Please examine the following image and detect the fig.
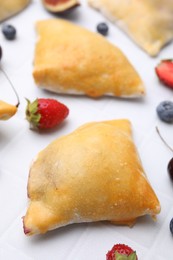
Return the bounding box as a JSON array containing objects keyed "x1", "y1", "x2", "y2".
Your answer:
[{"x1": 41, "y1": 0, "x2": 80, "y2": 13}]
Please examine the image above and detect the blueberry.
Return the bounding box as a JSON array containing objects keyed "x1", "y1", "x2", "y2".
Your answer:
[
  {"x1": 156, "y1": 101, "x2": 173, "y2": 123},
  {"x1": 2, "y1": 24, "x2": 16, "y2": 40},
  {"x1": 97, "y1": 22, "x2": 109, "y2": 36},
  {"x1": 170, "y1": 218, "x2": 173, "y2": 235}
]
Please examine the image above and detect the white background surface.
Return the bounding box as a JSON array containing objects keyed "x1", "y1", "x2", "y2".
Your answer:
[{"x1": 0, "y1": 0, "x2": 173, "y2": 259}]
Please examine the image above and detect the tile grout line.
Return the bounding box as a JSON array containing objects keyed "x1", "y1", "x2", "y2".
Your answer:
[
  {"x1": 144, "y1": 205, "x2": 173, "y2": 259},
  {"x1": 0, "y1": 125, "x2": 28, "y2": 157}
]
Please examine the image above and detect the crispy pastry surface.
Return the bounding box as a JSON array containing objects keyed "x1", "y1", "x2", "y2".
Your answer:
[
  {"x1": 0, "y1": 0, "x2": 30, "y2": 22},
  {"x1": 0, "y1": 100, "x2": 17, "y2": 120},
  {"x1": 23, "y1": 120, "x2": 160, "y2": 235},
  {"x1": 33, "y1": 19, "x2": 145, "y2": 98},
  {"x1": 88, "y1": 0, "x2": 173, "y2": 56}
]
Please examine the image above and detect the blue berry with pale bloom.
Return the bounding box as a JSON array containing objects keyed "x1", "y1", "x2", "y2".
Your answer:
[
  {"x1": 156, "y1": 101, "x2": 173, "y2": 123},
  {"x1": 2, "y1": 24, "x2": 16, "y2": 40}
]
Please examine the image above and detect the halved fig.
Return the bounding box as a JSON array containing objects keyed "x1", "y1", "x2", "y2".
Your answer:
[{"x1": 42, "y1": 0, "x2": 80, "y2": 13}]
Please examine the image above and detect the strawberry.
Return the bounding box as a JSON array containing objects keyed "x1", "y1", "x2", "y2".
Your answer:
[
  {"x1": 26, "y1": 98, "x2": 69, "y2": 129},
  {"x1": 155, "y1": 59, "x2": 173, "y2": 88},
  {"x1": 106, "y1": 244, "x2": 138, "y2": 260}
]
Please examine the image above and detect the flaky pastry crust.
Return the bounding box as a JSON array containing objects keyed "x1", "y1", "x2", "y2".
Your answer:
[
  {"x1": 23, "y1": 120, "x2": 160, "y2": 235},
  {"x1": 33, "y1": 19, "x2": 145, "y2": 98},
  {"x1": 0, "y1": 0, "x2": 30, "y2": 22},
  {"x1": 88, "y1": 0, "x2": 173, "y2": 56}
]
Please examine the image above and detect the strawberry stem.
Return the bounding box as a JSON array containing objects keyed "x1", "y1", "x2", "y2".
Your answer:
[
  {"x1": 156, "y1": 126, "x2": 173, "y2": 153},
  {"x1": 0, "y1": 67, "x2": 20, "y2": 107}
]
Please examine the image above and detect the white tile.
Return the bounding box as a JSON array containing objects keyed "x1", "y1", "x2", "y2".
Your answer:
[
  {"x1": 147, "y1": 207, "x2": 173, "y2": 260},
  {"x1": 0, "y1": 117, "x2": 25, "y2": 151},
  {"x1": 67, "y1": 223, "x2": 147, "y2": 260},
  {"x1": 1, "y1": 215, "x2": 88, "y2": 260},
  {"x1": 139, "y1": 126, "x2": 173, "y2": 197},
  {"x1": 0, "y1": 169, "x2": 26, "y2": 234},
  {"x1": 0, "y1": 243, "x2": 32, "y2": 260}
]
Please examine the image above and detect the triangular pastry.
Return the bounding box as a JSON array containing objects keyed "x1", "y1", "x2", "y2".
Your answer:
[
  {"x1": 0, "y1": 100, "x2": 17, "y2": 120},
  {"x1": 33, "y1": 19, "x2": 145, "y2": 98},
  {"x1": 88, "y1": 0, "x2": 173, "y2": 56},
  {"x1": 0, "y1": 0, "x2": 30, "y2": 22},
  {"x1": 23, "y1": 119, "x2": 160, "y2": 235}
]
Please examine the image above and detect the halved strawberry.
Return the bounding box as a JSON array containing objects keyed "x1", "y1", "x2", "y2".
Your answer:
[
  {"x1": 155, "y1": 59, "x2": 173, "y2": 89},
  {"x1": 106, "y1": 243, "x2": 138, "y2": 260}
]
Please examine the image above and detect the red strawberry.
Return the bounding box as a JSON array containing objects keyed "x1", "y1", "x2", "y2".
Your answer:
[
  {"x1": 155, "y1": 59, "x2": 173, "y2": 88},
  {"x1": 106, "y1": 244, "x2": 138, "y2": 260},
  {"x1": 26, "y1": 98, "x2": 69, "y2": 129}
]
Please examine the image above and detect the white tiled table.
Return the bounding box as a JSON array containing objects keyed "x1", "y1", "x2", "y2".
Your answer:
[{"x1": 0, "y1": 0, "x2": 173, "y2": 259}]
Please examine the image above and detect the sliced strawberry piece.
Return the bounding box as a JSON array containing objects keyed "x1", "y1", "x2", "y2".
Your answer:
[{"x1": 155, "y1": 59, "x2": 173, "y2": 89}]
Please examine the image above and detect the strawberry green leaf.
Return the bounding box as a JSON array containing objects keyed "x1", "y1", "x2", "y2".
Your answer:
[
  {"x1": 115, "y1": 252, "x2": 137, "y2": 260},
  {"x1": 29, "y1": 113, "x2": 41, "y2": 124},
  {"x1": 25, "y1": 98, "x2": 41, "y2": 128},
  {"x1": 115, "y1": 252, "x2": 128, "y2": 260},
  {"x1": 128, "y1": 252, "x2": 137, "y2": 260},
  {"x1": 28, "y1": 99, "x2": 38, "y2": 114}
]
